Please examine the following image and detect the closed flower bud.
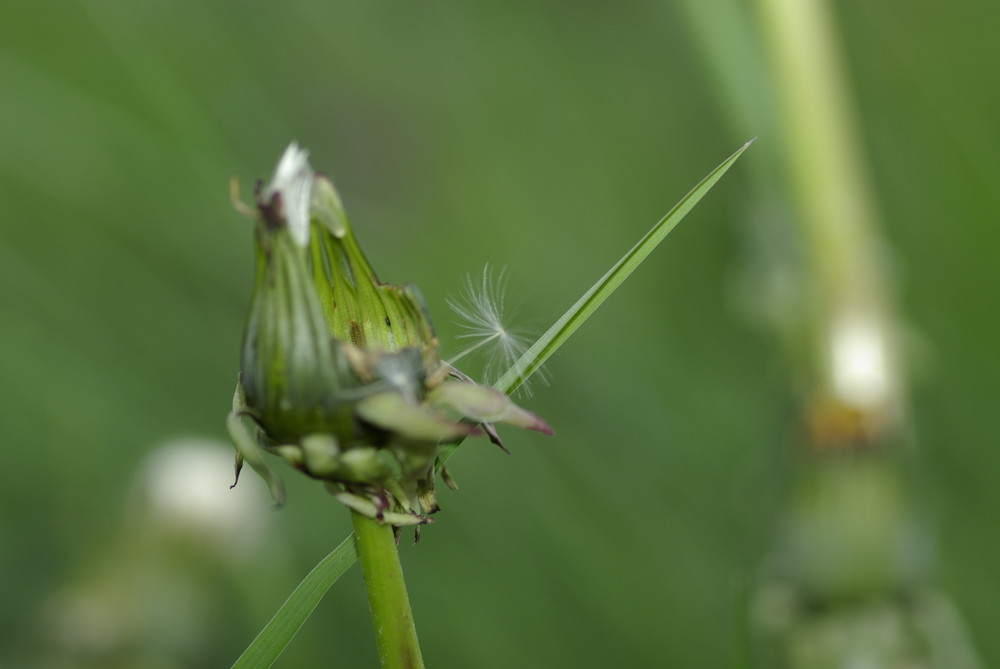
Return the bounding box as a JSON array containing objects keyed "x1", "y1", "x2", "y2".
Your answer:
[{"x1": 228, "y1": 144, "x2": 551, "y2": 525}]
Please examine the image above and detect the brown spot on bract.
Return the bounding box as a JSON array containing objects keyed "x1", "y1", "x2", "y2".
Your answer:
[{"x1": 350, "y1": 321, "x2": 364, "y2": 346}]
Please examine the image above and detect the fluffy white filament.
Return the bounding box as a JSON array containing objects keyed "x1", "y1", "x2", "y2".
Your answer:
[
  {"x1": 265, "y1": 142, "x2": 315, "y2": 247},
  {"x1": 447, "y1": 265, "x2": 544, "y2": 395}
]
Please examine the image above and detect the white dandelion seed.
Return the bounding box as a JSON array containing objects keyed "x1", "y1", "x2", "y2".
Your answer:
[
  {"x1": 264, "y1": 142, "x2": 315, "y2": 247},
  {"x1": 446, "y1": 265, "x2": 548, "y2": 396}
]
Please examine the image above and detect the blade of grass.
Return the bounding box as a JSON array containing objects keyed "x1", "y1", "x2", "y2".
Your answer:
[
  {"x1": 494, "y1": 138, "x2": 755, "y2": 397},
  {"x1": 437, "y1": 139, "x2": 753, "y2": 465},
  {"x1": 233, "y1": 139, "x2": 752, "y2": 667},
  {"x1": 231, "y1": 535, "x2": 359, "y2": 668}
]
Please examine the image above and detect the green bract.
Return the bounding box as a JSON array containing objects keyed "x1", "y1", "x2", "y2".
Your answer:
[{"x1": 227, "y1": 144, "x2": 551, "y2": 526}]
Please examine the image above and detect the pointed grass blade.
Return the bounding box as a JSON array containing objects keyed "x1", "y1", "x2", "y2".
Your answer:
[{"x1": 495, "y1": 138, "x2": 754, "y2": 396}]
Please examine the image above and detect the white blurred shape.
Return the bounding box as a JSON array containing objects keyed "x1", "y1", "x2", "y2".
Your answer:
[
  {"x1": 264, "y1": 142, "x2": 315, "y2": 247},
  {"x1": 829, "y1": 314, "x2": 891, "y2": 410},
  {"x1": 137, "y1": 437, "x2": 271, "y2": 558}
]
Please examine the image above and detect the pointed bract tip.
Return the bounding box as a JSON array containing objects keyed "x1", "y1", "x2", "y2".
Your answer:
[
  {"x1": 525, "y1": 412, "x2": 554, "y2": 436},
  {"x1": 482, "y1": 422, "x2": 511, "y2": 454}
]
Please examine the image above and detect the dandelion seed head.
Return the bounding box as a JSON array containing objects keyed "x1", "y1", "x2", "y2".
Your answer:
[{"x1": 446, "y1": 265, "x2": 548, "y2": 396}]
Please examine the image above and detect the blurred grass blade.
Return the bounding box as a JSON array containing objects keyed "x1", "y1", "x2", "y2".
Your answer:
[
  {"x1": 231, "y1": 535, "x2": 359, "y2": 669},
  {"x1": 495, "y1": 138, "x2": 754, "y2": 396},
  {"x1": 234, "y1": 140, "x2": 751, "y2": 667}
]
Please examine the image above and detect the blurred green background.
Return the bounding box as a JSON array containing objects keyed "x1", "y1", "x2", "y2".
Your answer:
[{"x1": 2, "y1": 1, "x2": 997, "y2": 667}]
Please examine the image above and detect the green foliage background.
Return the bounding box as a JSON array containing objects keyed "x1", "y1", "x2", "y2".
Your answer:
[{"x1": 1, "y1": 1, "x2": 996, "y2": 666}]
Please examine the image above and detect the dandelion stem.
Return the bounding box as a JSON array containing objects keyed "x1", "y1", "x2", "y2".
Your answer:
[{"x1": 351, "y1": 512, "x2": 425, "y2": 669}]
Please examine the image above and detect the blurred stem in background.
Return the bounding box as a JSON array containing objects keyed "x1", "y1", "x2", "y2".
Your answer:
[
  {"x1": 756, "y1": 0, "x2": 902, "y2": 427},
  {"x1": 682, "y1": 0, "x2": 983, "y2": 666},
  {"x1": 750, "y1": 0, "x2": 982, "y2": 665}
]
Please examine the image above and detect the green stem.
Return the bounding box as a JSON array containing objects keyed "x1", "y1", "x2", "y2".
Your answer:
[
  {"x1": 755, "y1": 0, "x2": 902, "y2": 420},
  {"x1": 351, "y1": 512, "x2": 425, "y2": 669}
]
